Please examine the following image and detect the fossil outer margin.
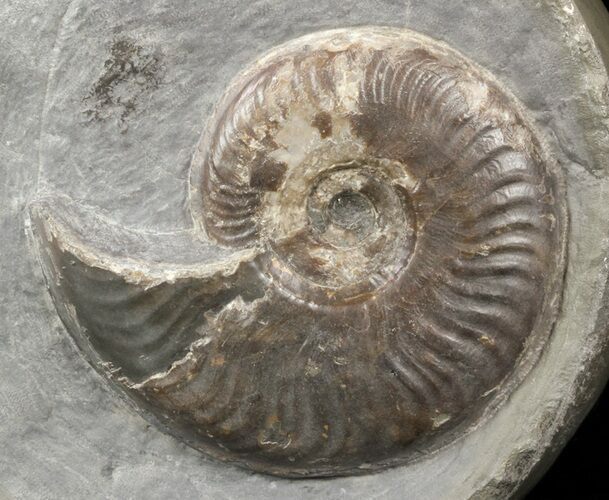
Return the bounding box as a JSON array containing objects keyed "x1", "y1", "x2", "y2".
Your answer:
[{"x1": 32, "y1": 27, "x2": 567, "y2": 477}]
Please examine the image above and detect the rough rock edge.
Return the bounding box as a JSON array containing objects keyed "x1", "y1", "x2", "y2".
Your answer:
[
  {"x1": 28, "y1": 195, "x2": 261, "y2": 288},
  {"x1": 470, "y1": 1, "x2": 609, "y2": 498}
]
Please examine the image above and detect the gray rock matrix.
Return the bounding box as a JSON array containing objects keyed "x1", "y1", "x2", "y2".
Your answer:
[{"x1": 1, "y1": 1, "x2": 608, "y2": 498}]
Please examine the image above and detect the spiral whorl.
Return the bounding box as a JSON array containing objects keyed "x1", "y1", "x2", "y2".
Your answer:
[{"x1": 178, "y1": 28, "x2": 566, "y2": 475}]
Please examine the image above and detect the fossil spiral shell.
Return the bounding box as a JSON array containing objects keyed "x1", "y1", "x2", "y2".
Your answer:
[
  {"x1": 186, "y1": 27, "x2": 565, "y2": 473},
  {"x1": 33, "y1": 27, "x2": 566, "y2": 477}
]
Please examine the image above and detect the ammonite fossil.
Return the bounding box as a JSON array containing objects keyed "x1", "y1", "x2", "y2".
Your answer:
[{"x1": 31, "y1": 27, "x2": 566, "y2": 477}]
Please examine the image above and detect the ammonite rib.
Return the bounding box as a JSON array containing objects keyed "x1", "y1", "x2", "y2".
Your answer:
[{"x1": 32, "y1": 27, "x2": 566, "y2": 477}]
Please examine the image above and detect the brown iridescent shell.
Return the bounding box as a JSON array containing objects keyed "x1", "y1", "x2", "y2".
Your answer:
[{"x1": 31, "y1": 27, "x2": 566, "y2": 477}]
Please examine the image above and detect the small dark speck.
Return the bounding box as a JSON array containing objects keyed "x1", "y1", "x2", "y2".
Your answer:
[
  {"x1": 312, "y1": 111, "x2": 333, "y2": 139},
  {"x1": 101, "y1": 461, "x2": 115, "y2": 478}
]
